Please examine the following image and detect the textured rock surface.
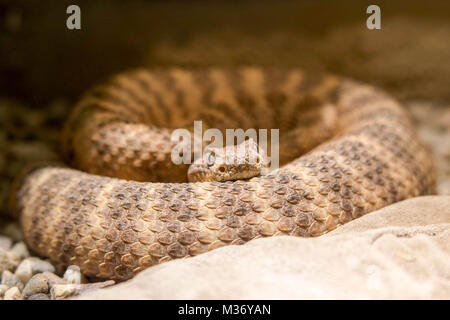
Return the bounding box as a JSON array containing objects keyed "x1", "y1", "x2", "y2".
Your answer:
[
  {"x1": 3, "y1": 286, "x2": 22, "y2": 300},
  {"x1": 22, "y1": 273, "x2": 49, "y2": 299},
  {"x1": 78, "y1": 196, "x2": 450, "y2": 299},
  {"x1": 0, "y1": 236, "x2": 12, "y2": 250}
]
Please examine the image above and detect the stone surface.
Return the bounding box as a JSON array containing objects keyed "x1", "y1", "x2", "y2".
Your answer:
[
  {"x1": 0, "y1": 236, "x2": 12, "y2": 250},
  {"x1": 42, "y1": 272, "x2": 66, "y2": 288},
  {"x1": 75, "y1": 280, "x2": 115, "y2": 296},
  {"x1": 10, "y1": 242, "x2": 29, "y2": 260},
  {"x1": 3, "y1": 286, "x2": 22, "y2": 300},
  {"x1": 0, "y1": 249, "x2": 16, "y2": 274},
  {"x1": 0, "y1": 284, "x2": 8, "y2": 297},
  {"x1": 78, "y1": 196, "x2": 450, "y2": 300},
  {"x1": 50, "y1": 284, "x2": 77, "y2": 300},
  {"x1": 15, "y1": 259, "x2": 33, "y2": 284},
  {"x1": 5, "y1": 251, "x2": 20, "y2": 269},
  {"x1": 63, "y1": 265, "x2": 84, "y2": 285},
  {"x1": 27, "y1": 257, "x2": 55, "y2": 274},
  {"x1": 27, "y1": 293, "x2": 50, "y2": 300},
  {"x1": 22, "y1": 273, "x2": 49, "y2": 299},
  {"x1": 1, "y1": 270, "x2": 23, "y2": 291},
  {"x1": 50, "y1": 280, "x2": 115, "y2": 300}
]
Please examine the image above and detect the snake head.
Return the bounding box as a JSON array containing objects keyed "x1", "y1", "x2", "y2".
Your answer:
[{"x1": 187, "y1": 139, "x2": 269, "y2": 182}]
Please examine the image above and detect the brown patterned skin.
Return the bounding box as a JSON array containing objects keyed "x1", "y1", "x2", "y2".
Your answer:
[{"x1": 13, "y1": 68, "x2": 435, "y2": 281}]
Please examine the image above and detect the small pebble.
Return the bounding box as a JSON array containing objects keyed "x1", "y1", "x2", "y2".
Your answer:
[
  {"x1": 22, "y1": 273, "x2": 49, "y2": 299},
  {"x1": 0, "y1": 249, "x2": 17, "y2": 273},
  {"x1": 10, "y1": 241, "x2": 29, "y2": 260},
  {"x1": 0, "y1": 284, "x2": 8, "y2": 297},
  {"x1": 3, "y1": 286, "x2": 22, "y2": 300},
  {"x1": 27, "y1": 257, "x2": 55, "y2": 274},
  {"x1": 6, "y1": 250, "x2": 21, "y2": 268},
  {"x1": 63, "y1": 265, "x2": 85, "y2": 284},
  {"x1": 27, "y1": 293, "x2": 50, "y2": 300},
  {"x1": 50, "y1": 284, "x2": 77, "y2": 300},
  {"x1": 0, "y1": 236, "x2": 12, "y2": 250},
  {"x1": 2, "y1": 270, "x2": 24, "y2": 290},
  {"x1": 49, "y1": 280, "x2": 114, "y2": 299},
  {"x1": 42, "y1": 271, "x2": 66, "y2": 288},
  {"x1": 15, "y1": 259, "x2": 33, "y2": 284}
]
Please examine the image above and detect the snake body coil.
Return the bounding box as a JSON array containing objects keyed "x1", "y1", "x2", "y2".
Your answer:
[{"x1": 14, "y1": 68, "x2": 435, "y2": 281}]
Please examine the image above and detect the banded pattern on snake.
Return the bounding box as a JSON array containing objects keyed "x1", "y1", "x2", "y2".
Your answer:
[{"x1": 13, "y1": 68, "x2": 435, "y2": 281}]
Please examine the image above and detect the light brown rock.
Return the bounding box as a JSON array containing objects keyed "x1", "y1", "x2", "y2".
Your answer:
[
  {"x1": 27, "y1": 293, "x2": 50, "y2": 300},
  {"x1": 78, "y1": 196, "x2": 450, "y2": 300},
  {"x1": 0, "y1": 249, "x2": 17, "y2": 274},
  {"x1": 0, "y1": 284, "x2": 8, "y2": 297},
  {"x1": 15, "y1": 259, "x2": 33, "y2": 284},
  {"x1": 3, "y1": 286, "x2": 22, "y2": 300},
  {"x1": 27, "y1": 257, "x2": 55, "y2": 274},
  {"x1": 50, "y1": 284, "x2": 77, "y2": 300},
  {"x1": 10, "y1": 242, "x2": 29, "y2": 260},
  {"x1": 22, "y1": 273, "x2": 49, "y2": 299},
  {"x1": 0, "y1": 236, "x2": 12, "y2": 251},
  {"x1": 63, "y1": 265, "x2": 86, "y2": 284},
  {"x1": 42, "y1": 271, "x2": 66, "y2": 288},
  {"x1": 75, "y1": 280, "x2": 115, "y2": 296},
  {"x1": 1, "y1": 270, "x2": 24, "y2": 291},
  {"x1": 52, "y1": 281, "x2": 115, "y2": 299}
]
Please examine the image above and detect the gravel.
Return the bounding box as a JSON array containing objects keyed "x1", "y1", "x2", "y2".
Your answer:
[
  {"x1": 1, "y1": 270, "x2": 23, "y2": 291},
  {"x1": 22, "y1": 273, "x2": 49, "y2": 299},
  {"x1": 15, "y1": 259, "x2": 33, "y2": 284},
  {"x1": 0, "y1": 223, "x2": 116, "y2": 300},
  {"x1": 27, "y1": 293, "x2": 50, "y2": 300},
  {"x1": 0, "y1": 236, "x2": 12, "y2": 250},
  {"x1": 27, "y1": 257, "x2": 55, "y2": 274},
  {"x1": 63, "y1": 265, "x2": 85, "y2": 285},
  {"x1": 3, "y1": 286, "x2": 22, "y2": 300},
  {"x1": 10, "y1": 242, "x2": 30, "y2": 260},
  {"x1": 0, "y1": 284, "x2": 9, "y2": 297}
]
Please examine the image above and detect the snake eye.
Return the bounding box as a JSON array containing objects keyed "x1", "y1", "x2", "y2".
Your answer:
[{"x1": 206, "y1": 151, "x2": 215, "y2": 166}]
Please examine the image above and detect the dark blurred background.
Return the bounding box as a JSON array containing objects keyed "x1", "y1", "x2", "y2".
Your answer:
[
  {"x1": 0, "y1": 0, "x2": 449, "y2": 218},
  {"x1": 2, "y1": 0, "x2": 450, "y2": 104}
]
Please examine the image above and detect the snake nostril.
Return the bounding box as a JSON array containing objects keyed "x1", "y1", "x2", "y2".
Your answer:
[{"x1": 218, "y1": 166, "x2": 225, "y2": 173}]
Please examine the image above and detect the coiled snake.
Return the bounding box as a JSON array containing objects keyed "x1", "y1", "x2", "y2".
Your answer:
[{"x1": 13, "y1": 68, "x2": 435, "y2": 281}]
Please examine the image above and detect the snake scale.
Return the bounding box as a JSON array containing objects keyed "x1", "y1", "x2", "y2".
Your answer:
[{"x1": 12, "y1": 67, "x2": 435, "y2": 281}]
